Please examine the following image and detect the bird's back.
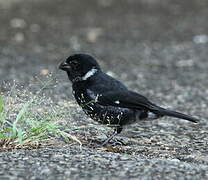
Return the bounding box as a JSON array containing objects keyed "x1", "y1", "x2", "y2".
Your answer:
[{"x1": 87, "y1": 71, "x2": 128, "y2": 94}]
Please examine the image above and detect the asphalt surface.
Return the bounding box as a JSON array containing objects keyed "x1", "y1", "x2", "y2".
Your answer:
[{"x1": 0, "y1": 0, "x2": 208, "y2": 179}]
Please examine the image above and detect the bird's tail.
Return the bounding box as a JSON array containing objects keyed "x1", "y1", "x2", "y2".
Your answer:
[{"x1": 151, "y1": 105, "x2": 199, "y2": 123}]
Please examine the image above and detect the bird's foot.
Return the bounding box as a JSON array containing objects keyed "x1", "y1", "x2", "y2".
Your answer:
[
  {"x1": 110, "y1": 139, "x2": 125, "y2": 146},
  {"x1": 86, "y1": 138, "x2": 125, "y2": 147},
  {"x1": 101, "y1": 138, "x2": 125, "y2": 146}
]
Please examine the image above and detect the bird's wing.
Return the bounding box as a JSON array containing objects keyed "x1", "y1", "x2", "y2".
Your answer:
[{"x1": 96, "y1": 90, "x2": 158, "y2": 111}]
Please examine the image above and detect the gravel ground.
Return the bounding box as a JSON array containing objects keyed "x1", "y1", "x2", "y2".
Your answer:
[{"x1": 0, "y1": 0, "x2": 208, "y2": 179}]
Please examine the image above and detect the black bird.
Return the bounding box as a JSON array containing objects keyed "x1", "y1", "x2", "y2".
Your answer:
[{"x1": 59, "y1": 53, "x2": 199, "y2": 145}]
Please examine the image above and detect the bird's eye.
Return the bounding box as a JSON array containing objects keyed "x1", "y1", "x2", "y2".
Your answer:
[
  {"x1": 71, "y1": 61, "x2": 78, "y2": 66},
  {"x1": 70, "y1": 61, "x2": 80, "y2": 69}
]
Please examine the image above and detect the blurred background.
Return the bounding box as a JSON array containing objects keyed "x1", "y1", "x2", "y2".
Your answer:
[
  {"x1": 0, "y1": 0, "x2": 208, "y2": 174},
  {"x1": 0, "y1": 0, "x2": 208, "y2": 104},
  {"x1": 1, "y1": 1, "x2": 208, "y2": 178}
]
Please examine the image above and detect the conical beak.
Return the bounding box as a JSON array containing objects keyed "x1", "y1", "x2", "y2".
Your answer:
[{"x1": 59, "y1": 61, "x2": 71, "y2": 71}]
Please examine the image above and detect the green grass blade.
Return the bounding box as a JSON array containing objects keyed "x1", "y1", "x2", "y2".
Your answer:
[
  {"x1": 0, "y1": 96, "x2": 4, "y2": 113},
  {"x1": 17, "y1": 128, "x2": 26, "y2": 144},
  {"x1": 15, "y1": 101, "x2": 31, "y2": 122},
  {"x1": 12, "y1": 101, "x2": 31, "y2": 137}
]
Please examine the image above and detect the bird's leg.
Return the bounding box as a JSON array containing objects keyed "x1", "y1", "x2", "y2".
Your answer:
[
  {"x1": 86, "y1": 127, "x2": 123, "y2": 147},
  {"x1": 101, "y1": 131, "x2": 117, "y2": 146},
  {"x1": 102, "y1": 127, "x2": 123, "y2": 146}
]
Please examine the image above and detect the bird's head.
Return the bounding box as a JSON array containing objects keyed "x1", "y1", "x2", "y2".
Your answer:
[{"x1": 59, "y1": 53, "x2": 101, "y2": 83}]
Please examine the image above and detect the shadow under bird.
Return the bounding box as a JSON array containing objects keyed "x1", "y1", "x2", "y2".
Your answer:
[{"x1": 59, "y1": 54, "x2": 199, "y2": 145}]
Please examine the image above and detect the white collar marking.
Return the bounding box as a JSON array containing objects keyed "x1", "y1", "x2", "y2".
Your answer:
[{"x1": 82, "y1": 68, "x2": 98, "y2": 80}]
